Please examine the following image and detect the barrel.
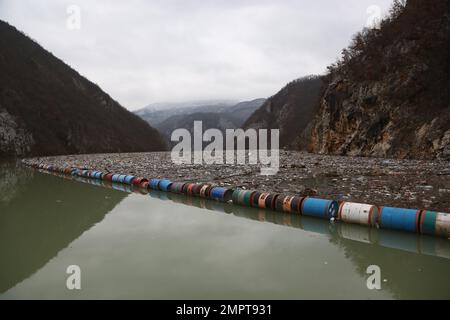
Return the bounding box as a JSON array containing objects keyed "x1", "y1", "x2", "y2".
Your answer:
[
  {"x1": 158, "y1": 179, "x2": 173, "y2": 192},
  {"x1": 282, "y1": 196, "x2": 294, "y2": 213},
  {"x1": 111, "y1": 174, "x2": 120, "y2": 183},
  {"x1": 258, "y1": 193, "x2": 270, "y2": 209},
  {"x1": 338, "y1": 202, "x2": 379, "y2": 226},
  {"x1": 378, "y1": 207, "x2": 420, "y2": 233},
  {"x1": 191, "y1": 184, "x2": 205, "y2": 196},
  {"x1": 242, "y1": 191, "x2": 255, "y2": 207},
  {"x1": 123, "y1": 175, "x2": 136, "y2": 185},
  {"x1": 232, "y1": 189, "x2": 242, "y2": 204},
  {"x1": 140, "y1": 181, "x2": 149, "y2": 189},
  {"x1": 95, "y1": 172, "x2": 104, "y2": 179},
  {"x1": 149, "y1": 178, "x2": 161, "y2": 190},
  {"x1": 117, "y1": 174, "x2": 127, "y2": 183},
  {"x1": 103, "y1": 173, "x2": 114, "y2": 182},
  {"x1": 132, "y1": 177, "x2": 148, "y2": 187},
  {"x1": 209, "y1": 187, "x2": 233, "y2": 202},
  {"x1": 265, "y1": 193, "x2": 280, "y2": 210},
  {"x1": 185, "y1": 183, "x2": 196, "y2": 195},
  {"x1": 290, "y1": 196, "x2": 304, "y2": 214},
  {"x1": 275, "y1": 196, "x2": 287, "y2": 212},
  {"x1": 250, "y1": 191, "x2": 261, "y2": 207},
  {"x1": 199, "y1": 184, "x2": 212, "y2": 198},
  {"x1": 301, "y1": 198, "x2": 339, "y2": 219},
  {"x1": 420, "y1": 211, "x2": 450, "y2": 238},
  {"x1": 170, "y1": 182, "x2": 186, "y2": 194}
]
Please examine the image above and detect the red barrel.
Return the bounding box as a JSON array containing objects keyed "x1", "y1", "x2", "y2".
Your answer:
[{"x1": 132, "y1": 177, "x2": 148, "y2": 186}]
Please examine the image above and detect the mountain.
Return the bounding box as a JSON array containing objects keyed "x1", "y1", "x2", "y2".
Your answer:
[
  {"x1": 310, "y1": 0, "x2": 450, "y2": 159},
  {"x1": 243, "y1": 76, "x2": 323, "y2": 149},
  {"x1": 134, "y1": 100, "x2": 238, "y2": 127},
  {"x1": 0, "y1": 20, "x2": 166, "y2": 158},
  {"x1": 136, "y1": 99, "x2": 265, "y2": 146}
]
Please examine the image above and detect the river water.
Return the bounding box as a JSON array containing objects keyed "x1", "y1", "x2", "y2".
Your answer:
[{"x1": 1, "y1": 162, "x2": 449, "y2": 299}]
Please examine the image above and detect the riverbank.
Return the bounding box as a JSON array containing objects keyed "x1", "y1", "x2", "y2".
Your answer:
[{"x1": 22, "y1": 151, "x2": 450, "y2": 212}]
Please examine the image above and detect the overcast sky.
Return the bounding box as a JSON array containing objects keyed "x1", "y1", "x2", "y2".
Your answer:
[{"x1": 0, "y1": 0, "x2": 393, "y2": 110}]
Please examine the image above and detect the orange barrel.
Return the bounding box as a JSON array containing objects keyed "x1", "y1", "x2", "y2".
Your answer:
[
  {"x1": 209, "y1": 187, "x2": 233, "y2": 202},
  {"x1": 250, "y1": 191, "x2": 262, "y2": 207},
  {"x1": 149, "y1": 178, "x2": 161, "y2": 190},
  {"x1": 338, "y1": 202, "x2": 379, "y2": 226},
  {"x1": 185, "y1": 183, "x2": 196, "y2": 196},
  {"x1": 199, "y1": 184, "x2": 212, "y2": 197},
  {"x1": 265, "y1": 193, "x2": 280, "y2": 210},
  {"x1": 282, "y1": 196, "x2": 294, "y2": 213},
  {"x1": 132, "y1": 177, "x2": 148, "y2": 186},
  {"x1": 170, "y1": 182, "x2": 186, "y2": 194},
  {"x1": 258, "y1": 193, "x2": 270, "y2": 208},
  {"x1": 290, "y1": 196, "x2": 305, "y2": 214},
  {"x1": 301, "y1": 197, "x2": 339, "y2": 219},
  {"x1": 158, "y1": 179, "x2": 173, "y2": 192},
  {"x1": 378, "y1": 207, "x2": 420, "y2": 233},
  {"x1": 420, "y1": 211, "x2": 450, "y2": 238}
]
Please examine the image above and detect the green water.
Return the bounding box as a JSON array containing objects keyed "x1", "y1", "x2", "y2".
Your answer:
[{"x1": 0, "y1": 162, "x2": 449, "y2": 299}]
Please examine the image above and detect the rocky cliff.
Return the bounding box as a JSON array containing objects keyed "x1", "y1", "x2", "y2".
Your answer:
[
  {"x1": 310, "y1": 0, "x2": 450, "y2": 159},
  {"x1": 0, "y1": 20, "x2": 166, "y2": 158},
  {"x1": 244, "y1": 76, "x2": 323, "y2": 149}
]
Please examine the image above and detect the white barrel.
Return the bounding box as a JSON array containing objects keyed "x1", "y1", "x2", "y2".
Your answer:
[
  {"x1": 436, "y1": 212, "x2": 450, "y2": 238},
  {"x1": 338, "y1": 202, "x2": 379, "y2": 226}
]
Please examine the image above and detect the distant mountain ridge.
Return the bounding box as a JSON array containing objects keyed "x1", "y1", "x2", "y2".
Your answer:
[
  {"x1": 0, "y1": 20, "x2": 166, "y2": 157},
  {"x1": 135, "y1": 99, "x2": 265, "y2": 146}
]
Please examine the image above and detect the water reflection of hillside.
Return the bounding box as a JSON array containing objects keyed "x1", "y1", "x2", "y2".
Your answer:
[{"x1": 0, "y1": 164, "x2": 128, "y2": 293}]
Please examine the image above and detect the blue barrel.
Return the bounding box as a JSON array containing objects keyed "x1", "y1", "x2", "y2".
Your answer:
[
  {"x1": 301, "y1": 198, "x2": 338, "y2": 219},
  {"x1": 158, "y1": 179, "x2": 172, "y2": 191},
  {"x1": 149, "y1": 179, "x2": 161, "y2": 190},
  {"x1": 123, "y1": 175, "x2": 136, "y2": 185},
  {"x1": 71, "y1": 169, "x2": 79, "y2": 176},
  {"x1": 209, "y1": 187, "x2": 233, "y2": 202},
  {"x1": 379, "y1": 207, "x2": 420, "y2": 233},
  {"x1": 117, "y1": 174, "x2": 127, "y2": 183},
  {"x1": 94, "y1": 172, "x2": 103, "y2": 179},
  {"x1": 111, "y1": 174, "x2": 120, "y2": 183}
]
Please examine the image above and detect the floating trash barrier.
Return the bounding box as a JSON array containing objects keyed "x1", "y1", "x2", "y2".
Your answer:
[{"x1": 23, "y1": 161, "x2": 450, "y2": 239}]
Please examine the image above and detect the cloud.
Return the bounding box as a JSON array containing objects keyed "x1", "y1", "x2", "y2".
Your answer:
[{"x1": 0, "y1": 0, "x2": 393, "y2": 110}]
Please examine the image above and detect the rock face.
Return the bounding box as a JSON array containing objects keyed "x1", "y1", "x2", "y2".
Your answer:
[
  {"x1": 310, "y1": 0, "x2": 450, "y2": 159},
  {"x1": 244, "y1": 76, "x2": 323, "y2": 149},
  {"x1": 0, "y1": 20, "x2": 166, "y2": 158}
]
